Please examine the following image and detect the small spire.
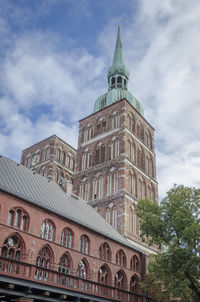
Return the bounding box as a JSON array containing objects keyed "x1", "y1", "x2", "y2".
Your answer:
[
  {"x1": 112, "y1": 24, "x2": 124, "y2": 67},
  {"x1": 107, "y1": 26, "x2": 130, "y2": 84}
]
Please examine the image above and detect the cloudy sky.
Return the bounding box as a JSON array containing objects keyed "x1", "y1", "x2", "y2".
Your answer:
[{"x1": 0, "y1": 0, "x2": 200, "y2": 199}]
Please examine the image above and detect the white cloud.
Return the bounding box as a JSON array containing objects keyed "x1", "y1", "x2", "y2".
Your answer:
[{"x1": 0, "y1": 0, "x2": 200, "y2": 200}]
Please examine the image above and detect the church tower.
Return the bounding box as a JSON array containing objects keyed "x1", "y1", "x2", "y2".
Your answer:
[{"x1": 73, "y1": 26, "x2": 158, "y2": 253}]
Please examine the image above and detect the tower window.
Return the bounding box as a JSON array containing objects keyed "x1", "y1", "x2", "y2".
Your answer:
[{"x1": 117, "y1": 76, "x2": 122, "y2": 84}]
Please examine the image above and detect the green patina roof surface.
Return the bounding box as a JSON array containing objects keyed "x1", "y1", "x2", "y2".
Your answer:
[{"x1": 93, "y1": 88, "x2": 144, "y2": 116}]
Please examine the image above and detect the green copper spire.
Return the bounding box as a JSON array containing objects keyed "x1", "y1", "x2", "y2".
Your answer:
[
  {"x1": 107, "y1": 24, "x2": 130, "y2": 83},
  {"x1": 93, "y1": 26, "x2": 144, "y2": 117}
]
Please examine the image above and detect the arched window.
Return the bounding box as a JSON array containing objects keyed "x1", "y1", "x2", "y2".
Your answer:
[
  {"x1": 27, "y1": 156, "x2": 31, "y2": 168},
  {"x1": 130, "y1": 274, "x2": 139, "y2": 293},
  {"x1": 137, "y1": 148, "x2": 145, "y2": 170},
  {"x1": 79, "y1": 235, "x2": 89, "y2": 255},
  {"x1": 128, "y1": 139, "x2": 135, "y2": 162},
  {"x1": 112, "y1": 207, "x2": 117, "y2": 229},
  {"x1": 92, "y1": 175, "x2": 103, "y2": 199},
  {"x1": 98, "y1": 265, "x2": 111, "y2": 295},
  {"x1": 128, "y1": 113, "x2": 135, "y2": 132},
  {"x1": 96, "y1": 119, "x2": 107, "y2": 135},
  {"x1": 57, "y1": 252, "x2": 71, "y2": 285},
  {"x1": 35, "y1": 246, "x2": 52, "y2": 281},
  {"x1": 80, "y1": 179, "x2": 90, "y2": 201},
  {"x1": 76, "y1": 259, "x2": 88, "y2": 290},
  {"x1": 129, "y1": 207, "x2": 138, "y2": 235},
  {"x1": 117, "y1": 76, "x2": 122, "y2": 84},
  {"x1": 115, "y1": 270, "x2": 126, "y2": 289},
  {"x1": 116, "y1": 249, "x2": 127, "y2": 267},
  {"x1": 145, "y1": 130, "x2": 153, "y2": 150},
  {"x1": 60, "y1": 228, "x2": 73, "y2": 248},
  {"x1": 7, "y1": 208, "x2": 29, "y2": 231},
  {"x1": 56, "y1": 148, "x2": 62, "y2": 162},
  {"x1": 1, "y1": 235, "x2": 24, "y2": 274},
  {"x1": 109, "y1": 138, "x2": 120, "y2": 159},
  {"x1": 136, "y1": 122, "x2": 144, "y2": 141},
  {"x1": 106, "y1": 208, "x2": 110, "y2": 224},
  {"x1": 107, "y1": 170, "x2": 118, "y2": 195},
  {"x1": 99, "y1": 242, "x2": 111, "y2": 261},
  {"x1": 43, "y1": 146, "x2": 50, "y2": 161},
  {"x1": 111, "y1": 112, "x2": 120, "y2": 129},
  {"x1": 128, "y1": 171, "x2": 136, "y2": 196},
  {"x1": 94, "y1": 143, "x2": 105, "y2": 165},
  {"x1": 40, "y1": 220, "x2": 55, "y2": 241},
  {"x1": 111, "y1": 77, "x2": 115, "y2": 85},
  {"x1": 130, "y1": 255, "x2": 140, "y2": 272}
]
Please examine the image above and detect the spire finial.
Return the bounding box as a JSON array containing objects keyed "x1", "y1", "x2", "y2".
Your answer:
[{"x1": 107, "y1": 24, "x2": 130, "y2": 86}]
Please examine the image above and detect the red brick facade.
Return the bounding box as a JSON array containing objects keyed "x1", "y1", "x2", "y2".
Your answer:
[
  {"x1": 0, "y1": 190, "x2": 150, "y2": 301},
  {"x1": 73, "y1": 98, "x2": 158, "y2": 253},
  {"x1": 21, "y1": 135, "x2": 76, "y2": 187}
]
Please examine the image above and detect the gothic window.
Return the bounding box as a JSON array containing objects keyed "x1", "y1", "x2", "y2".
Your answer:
[
  {"x1": 42, "y1": 146, "x2": 50, "y2": 161},
  {"x1": 128, "y1": 139, "x2": 135, "y2": 162},
  {"x1": 129, "y1": 207, "x2": 138, "y2": 235},
  {"x1": 145, "y1": 130, "x2": 153, "y2": 150},
  {"x1": 128, "y1": 171, "x2": 137, "y2": 196},
  {"x1": 124, "y1": 78, "x2": 127, "y2": 87},
  {"x1": 56, "y1": 147, "x2": 62, "y2": 162},
  {"x1": 80, "y1": 235, "x2": 89, "y2": 255},
  {"x1": 76, "y1": 259, "x2": 88, "y2": 290},
  {"x1": 70, "y1": 157, "x2": 75, "y2": 171},
  {"x1": 128, "y1": 113, "x2": 135, "y2": 132},
  {"x1": 136, "y1": 122, "x2": 144, "y2": 141},
  {"x1": 109, "y1": 138, "x2": 120, "y2": 159},
  {"x1": 111, "y1": 77, "x2": 115, "y2": 85},
  {"x1": 94, "y1": 143, "x2": 105, "y2": 165},
  {"x1": 98, "y1": 265, "x2": 111, "y2": 295},
  {"x1": 7, "y1": 208, "x2": 29, "y2": 232},
  {"x1": 115, "y1": 270, "x2": 126, "y2": 289},
  {"x1": 40, "y1": 219, "x2": 55, "y2": 241},
  {"x1": 112, "y1": 207, "x2": 117, "y2": 229},
  {"x1": 130, "y1": 255, "x2": 140, "y2": 272},
  {"x1": 60, "y1": 151, "x2": 65, "y2": 164},
  {"x1": 27, "y1": 156, "x2": 31, "y2": 168},
  {"x1": 82, "y1": 151, "x2": 91, "y2": 170},
  {"x1": 106, "y1": 208, "x2": 110, "y2": 224},
  {"x1": 107, "y1": 170, "x2": 118, "y2": 196},
  {"x1": 35, "y1": 246, "x2": 52, "y2": 281},
  {"x1": 60, "y1": 228, "x2": 73, "y2": 248},
  {"x1": 99, "y1": 242, "x2": 111, "y2": 261},
  {"x1": 58, "y1": 253, "x2": 71, "y2": 283},
  {"x1": 1, "y1": 235, "x2": 23, "y2": 274},
  {"x1": 130, "y1": 274, "x2": 139, "y2": 292},
  {"x1": 66, "y1": 154, "x2": 70, "y2": 168},
  {"x1": 96, "y1": 118, "x2": 107, "y2": 135},
  {"x1": 111, "y1": 112, "x2": 120, "y2": 129},
  {"x1": 137, "y1": 147, "x2": 145, "y2": 170},
  {"x1": 116, "y1": 249, "x2": 127, "y2": 267},
  {"x1": 80, "y1": 180, "x2": 90, "y2": 201},
  {"x1": 117, "y1": 76, "x2": 122, "y2": 84}
]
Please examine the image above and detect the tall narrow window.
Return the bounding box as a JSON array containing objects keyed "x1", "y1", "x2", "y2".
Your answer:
[
  {"x1": 7, "y1": 208, "x2": 29, "y2": 231},
  {"x1": 116, "y1": 249, "x2": 127, "y2": 267},
  {"x1": 60, "y1": 228, "x2": 73, "y2": 248},
  {"x1": 99, "y1": 242, "x2": 111, "y2": 261},
  {"x1": 80, "y1": 235, "x2": 89, "y2": 255},
  {"x1": 35, "y1": 247, "x2": 51, "y2": 281},
  {"x1": 40, "y1": 220, "x2": 55, "y2": 241}
]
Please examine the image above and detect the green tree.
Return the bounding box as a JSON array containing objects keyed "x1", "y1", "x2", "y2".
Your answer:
[{"x1": 137, "y1": 184, "x2": 200, "y2": 302}]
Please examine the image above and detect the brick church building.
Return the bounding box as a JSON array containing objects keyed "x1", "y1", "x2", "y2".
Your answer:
[{"x1": 0, "y1": 26, "x2": 157, "y2": 302}]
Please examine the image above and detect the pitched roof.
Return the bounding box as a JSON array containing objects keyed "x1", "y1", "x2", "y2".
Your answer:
[{"x1": 0, "y1": 155, "x2": 142, "y2": 253}]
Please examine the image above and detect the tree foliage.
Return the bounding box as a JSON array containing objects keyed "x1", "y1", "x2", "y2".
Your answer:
[{"x1": 137, "y1": 184, "x2": 200, "y2": 302}]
